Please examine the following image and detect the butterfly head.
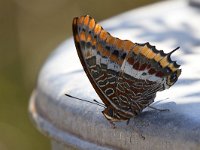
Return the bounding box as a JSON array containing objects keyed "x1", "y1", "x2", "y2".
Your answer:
[
  {"x1": 102, "y1": 107, "x2": 119, "y2": 122},
  {"x1": 102, "y1": 106, "x2": 130, "y2": 122}
]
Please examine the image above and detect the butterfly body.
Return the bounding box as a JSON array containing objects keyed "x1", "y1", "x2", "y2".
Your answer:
[{"x1": 72, "y1": 15, "x2": 181, "y2": 123}]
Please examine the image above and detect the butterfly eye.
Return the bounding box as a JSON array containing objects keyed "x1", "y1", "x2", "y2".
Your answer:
[{"x1": 108, "y1": 108, "x2": 113, "y2": 117}]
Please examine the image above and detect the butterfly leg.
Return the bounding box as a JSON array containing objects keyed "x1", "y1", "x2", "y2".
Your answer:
[
  {"x1": 148, "y1": 106, "x2": 169, "y2": 112},
  {"x1": 126, "y1": 119, "x2": 130, "y2": 125},
  {"x1": 109, "y1": 121, "x2": 116, "y2": 129}
]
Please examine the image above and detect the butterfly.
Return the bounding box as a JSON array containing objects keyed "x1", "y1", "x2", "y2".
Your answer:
[{"x1": 71, "y1": 15, "x2": 181, "y2": 126}]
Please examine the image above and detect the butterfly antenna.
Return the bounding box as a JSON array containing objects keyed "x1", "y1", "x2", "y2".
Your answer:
[
  {"x1": 93, "y1": 99, "x2": 106, "y2": 107},
  {"x1": 65, "y1": 94, "x2": 106, "y2": 108}
]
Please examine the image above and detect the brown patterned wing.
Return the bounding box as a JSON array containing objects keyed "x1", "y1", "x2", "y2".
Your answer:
[
  {"x1": 116, "y1": 42, "x2": 181, "y2": 115},
  {"x1": 72, "y1": 15, "x2": 181, "y2": 119},
  {"x1": 72, "y1": 15, "x2": 135, "y2": 112}
]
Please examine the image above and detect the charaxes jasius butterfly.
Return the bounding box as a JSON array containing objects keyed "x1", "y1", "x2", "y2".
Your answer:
[{"x1": 71, "y1": 15, "x2": 181, "y2": 126}]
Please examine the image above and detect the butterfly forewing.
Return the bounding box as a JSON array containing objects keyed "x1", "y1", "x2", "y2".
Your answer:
[{"x1": 73, "y1": 16, "x2": 128, "y2": 109}]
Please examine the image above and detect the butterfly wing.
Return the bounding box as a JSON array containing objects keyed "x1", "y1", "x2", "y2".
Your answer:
[
  {"x1": 72, "y1": 15, "x2": 181, "y2": 117},
  {"x1": 72, "y1": 15, "x2": 135, "y2": 110},
  {"x1": 116, "y1": 42, "x2": 181, "y2": 114}
]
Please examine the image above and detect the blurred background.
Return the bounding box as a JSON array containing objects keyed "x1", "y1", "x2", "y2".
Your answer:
[{"x1": 0, "y1": 0, "x2": 161, "y2": 149}]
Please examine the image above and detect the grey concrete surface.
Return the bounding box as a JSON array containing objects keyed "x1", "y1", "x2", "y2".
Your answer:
[{"x1": 29, "y1": 1, "x2": 200, "y2": 150}]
